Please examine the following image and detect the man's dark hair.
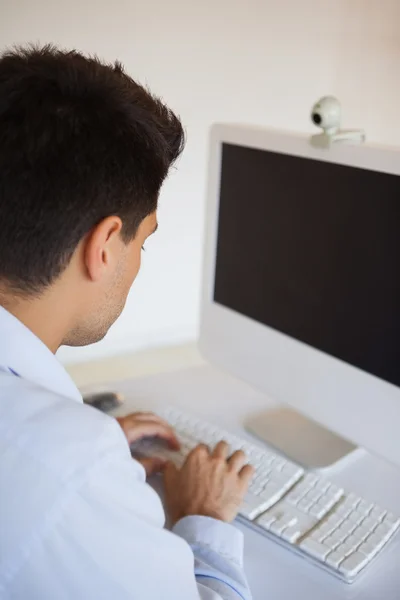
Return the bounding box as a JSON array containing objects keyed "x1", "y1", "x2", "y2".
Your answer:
[{"x1": 0, "y1": 44, "x2": 185, "y2": 294}]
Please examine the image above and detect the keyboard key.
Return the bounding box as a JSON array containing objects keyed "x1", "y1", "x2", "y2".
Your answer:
[
  {"x1": 323, "y1": 534, "x2": 341, "y2": 550},
  {"x1": 339, "y1": 540, "x2": 359, "y2": 557},
  {"x1": 282, "y1": 463, "x2": 302, "y2": 478},
  {"x1": 309, "y1": 503, "x2": 326, "y2": 519},
  {"x1": 339, "y1": 552, "x2": 369, "y2": 578},
  {"x1": 358, "y1": 540, "x2": 379, "y2": 559},
  {"x1": 350, "y1": 525, "x2": 368, "y2": 544},
  {"x1": 326, "y1": 550, "x2": 346, "y2": 568},
  {"x1": 256, "y1": 511, "x2": 277, "y2": 529},
  {"x1": 358, "y1": 500, "x2": 373, "y2": 515},
  {"x1": 310, "y1": 501, "x2": 332, "y2": 520},
  {"x1": 295, "y1": 478, "x2": 314, "y2": 495},
  {"x1": 298, "y1": 498, "x2": 313, "y2": 513},
  {"x1": 304, "y1": 489, "x2": 320, "y2": 503},
  {"x1": 259, "y1": 481, "x2": 286, "y2": 506},
  {"x1": 270, "y1": 516, "x2": 297, "y2": 535},
  {"x1": 300, "y1": 538, "x2": 330, "y2": 560},
  {"x1": 251, "y1": 478, "x2": 269, "y2": 493},
  {"x1": 384, "y1": 513, "x2": 400, "y2": 531},
  {"x1": 304, "y1": 474, "x2": 319, "y2": 487},
  {"x1": 345, "y1": 532, "x2": 361, "y2": 548},
  {"x1": 311, "y1": 523, "x2": 332, "y2": 541},
  {"x1": 273, "y1": 458, "x2": 286, "y2": 471},
  {"x1": 360, "y1": 516, "x2": 378, "y2": 534},
  {"x1": 286, "y1": 491, "x2": 302, "y2": 506},
  {"x1": 329, "y1": 487, "x2": 345, "y2": 504},
  {"x1": 325, "y1": 514, "x2": 343, "y2": 531},
  {"x1": 281, "y1": 524, "x2": 303, "y2": 543},
  {"x1": 315, "y1": 479, "x2": 330, "y2": 493},
  {"x1": 337, "y1": 523, "x2": 354, "y2": 540},
  {"x1": 347, "y1": 510, "x2": 364, "y2": 524},
  {"x1": 240, "y1": 493, "x2": 268, "y2": 520},
  {"x1": 375, "y1": 522, "x2": 393, "y2": 542},
  {"x1": 344, "y1": 492, "x2": 359, "y2": 504},
  {"x1": 249, "y1": 484, "x2": 263, "y2": 496},
  {"x1": 364, "y1": 532, "x2": 385, "y2": 552},
  {"x1": 370, "y1": 506, "x2": 386, "y2": 522},
  {"x1": 271, "y1": 472, "x2": 291, "y2": 489},
  {"x1": 335, "y1": 503, "x2": 352, "y2": 519}
]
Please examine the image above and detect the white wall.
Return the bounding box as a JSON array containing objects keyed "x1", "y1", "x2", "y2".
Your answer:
[{"x1": 1, "y1": 0, "x2": 399, "y2": 364}]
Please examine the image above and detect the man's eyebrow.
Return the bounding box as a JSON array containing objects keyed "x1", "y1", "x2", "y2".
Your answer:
[{"x1": 151, "y1": 223, "x2": 158, "y2": 235}]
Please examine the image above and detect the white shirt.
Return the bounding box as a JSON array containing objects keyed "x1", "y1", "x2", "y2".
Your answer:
[{"x1": 0, "y1": 307, "x2": 252, "y2": 600}]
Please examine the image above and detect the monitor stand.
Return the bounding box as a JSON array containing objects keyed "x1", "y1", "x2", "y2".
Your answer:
[{"x1": 245, "y1": 407, "x2": 357, "y2": 470}]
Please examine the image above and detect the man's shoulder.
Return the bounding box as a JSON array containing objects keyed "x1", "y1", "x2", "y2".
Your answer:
[{"x1": 0, "y1": 373, "x2": 129, "y2": 482}]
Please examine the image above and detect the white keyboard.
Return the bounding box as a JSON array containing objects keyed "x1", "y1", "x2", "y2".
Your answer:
[{"x1": 131, "y1": 406, "x2": 400, "y2": 583}]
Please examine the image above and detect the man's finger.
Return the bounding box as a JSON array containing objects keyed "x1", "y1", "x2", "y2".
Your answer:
[
  {"x1": 137, "y1": 456, "x2": 166, "y2": 477},
  {"x1": 130, "y1": 412, "x2": 169, "y2": 425},
  {"x1": 187, "y1": 443, "x2": 210, "y2": 460},
  {"x1": 129, "y1": 411, "x2": 159, "y2": 419},
  {"x1": 239, "y1": 463, "x2": 255, "y2": 484},
  {"x1": 228, "y1": 450, "x2": 247, "y2": 473},
  {"x1": 227, "y1": 450, "x2": 247, "y2": 472},
  {"x1": 119, "y1": 414, "x2": 180, "y2": 450},
  {"x1": 212, "y1": 440, "x2": 229, "y2": 460},
  {"x1": 124, "y1": 420, "x2": 180, "y2": 448}
]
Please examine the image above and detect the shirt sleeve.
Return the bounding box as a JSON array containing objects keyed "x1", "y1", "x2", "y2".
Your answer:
[{"x1": 173, "y1": 516, "x2": 252, "y2": 600}]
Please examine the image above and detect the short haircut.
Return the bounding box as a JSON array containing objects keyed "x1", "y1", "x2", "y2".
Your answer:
[{"x1": 0, "y1": 44, "x2": 185, "y2": 294}]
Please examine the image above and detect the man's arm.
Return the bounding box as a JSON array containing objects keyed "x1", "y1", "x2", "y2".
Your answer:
[
  {"x1": 117, "y1": 413, "x2": 254, "y2": 599},
  {"x1": 161, "y1": 440, "x2": 254, "y2": 599},
  {"x1": 10, "y1": 416, "x2": 252, "y2": 600}
]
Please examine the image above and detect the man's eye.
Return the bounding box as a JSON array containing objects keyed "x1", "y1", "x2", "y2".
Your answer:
[{"x1": 141, "y1": 245, "x2": 146, "y2": 251}]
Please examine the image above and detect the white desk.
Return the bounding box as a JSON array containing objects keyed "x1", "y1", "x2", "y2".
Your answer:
[{"x1": 67, "y1": 346, "x2": 400, "y2": 600}]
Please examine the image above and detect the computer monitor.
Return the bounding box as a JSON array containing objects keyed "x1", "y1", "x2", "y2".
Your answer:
[{"x1": 199, "y1": 124, "x2": 400, "y2": 469}]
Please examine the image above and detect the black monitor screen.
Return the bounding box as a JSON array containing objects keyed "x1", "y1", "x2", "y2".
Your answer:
[{"x1": 214, "y1": 143, "x2": 400, "y2": 387}]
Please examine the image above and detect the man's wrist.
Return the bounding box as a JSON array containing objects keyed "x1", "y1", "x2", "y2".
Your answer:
[{"x1": 170, "y1": 509, "x2": 225, "y2": 527}]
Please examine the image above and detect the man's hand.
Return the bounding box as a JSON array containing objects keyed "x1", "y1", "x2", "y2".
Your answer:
[
  {"x1": 163, "y1": 441, "x2": 254, "y2": 525},
  {"x1": 117, "y1": 412, "x2": 180, "y2": 476}
]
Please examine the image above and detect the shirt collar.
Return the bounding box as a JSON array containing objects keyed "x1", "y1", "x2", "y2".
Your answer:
[{"x1": 0, "y1": 306, "x2": 82, "y2": 403}]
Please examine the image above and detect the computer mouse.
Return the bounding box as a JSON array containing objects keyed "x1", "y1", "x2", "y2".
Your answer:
[{"x1": 82, "y1": 391, "x2": 124, "y2": 413}]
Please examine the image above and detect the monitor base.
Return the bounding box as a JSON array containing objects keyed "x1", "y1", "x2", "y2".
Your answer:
[{"x1": 245, "y1": 407, "x2": 357, "y2": 470}]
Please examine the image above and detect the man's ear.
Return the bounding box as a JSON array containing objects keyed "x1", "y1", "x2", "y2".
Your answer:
[{"x1": 83, "y1": 216, "x2": 123, "y2": 282}]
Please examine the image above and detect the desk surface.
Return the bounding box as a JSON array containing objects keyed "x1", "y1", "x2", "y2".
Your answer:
[{"x1": 67, "y1": 346, "x2": 400, "y2": 600}]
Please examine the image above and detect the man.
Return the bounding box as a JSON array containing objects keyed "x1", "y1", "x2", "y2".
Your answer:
[{"x1": 0, "y1": 45, "x2": 254, "y2": 599}]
